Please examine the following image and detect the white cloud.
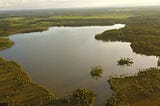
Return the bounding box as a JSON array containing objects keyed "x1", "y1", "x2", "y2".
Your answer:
[{"x1": 0, "y1": 0, "x2": 160, "y2": 10}]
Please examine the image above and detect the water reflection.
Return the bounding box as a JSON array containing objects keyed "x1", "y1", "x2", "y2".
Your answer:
[
  {"x1": 0, "y1": 24, "x2": 158, "y2": 106},
  {"x1": 117, "y1": 57, "x2": 133, "y2": 67}
]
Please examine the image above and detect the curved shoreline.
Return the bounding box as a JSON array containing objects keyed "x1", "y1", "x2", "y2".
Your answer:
[
  {"x1": 0, "y1": 24, "x2": 125, "y2": 106},
  {"x1": 1, "y1": 15, "x2": 160, "y2": 105},
  {"x1": 0, "y1": 57, "x2": 54, "y2": 105},
  {"x1": 0, "y1": 24, "x2": 55, "y2": 105}
]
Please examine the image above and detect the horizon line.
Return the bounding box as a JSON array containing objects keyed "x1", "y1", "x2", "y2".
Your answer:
[{"x1": 0, "y1": 5, "x2": 160, "y2": 11}]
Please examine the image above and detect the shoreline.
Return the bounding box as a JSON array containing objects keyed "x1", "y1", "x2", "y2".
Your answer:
[{"x1": 0, "y1": 11, "x2": 157, "y2": 105}]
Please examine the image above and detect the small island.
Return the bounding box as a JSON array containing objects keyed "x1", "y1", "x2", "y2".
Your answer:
[
  {"x1": 117, "y1": 58, "x2": 133, "y2": 66},
  {"x1": 90, "y1": 66, "x2": 104, "y2": 79}
]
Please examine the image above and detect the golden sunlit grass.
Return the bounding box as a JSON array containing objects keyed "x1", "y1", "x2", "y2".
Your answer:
[
  {"x1": 0, "y1": 57, "x2": 54, "y2": 105},
  {"x1": 107, "y1": 68, "x2": 160, "y2": 106}
]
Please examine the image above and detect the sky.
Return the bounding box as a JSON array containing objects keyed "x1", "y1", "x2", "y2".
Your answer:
[{"x1": 0, "y1": 0, "x2": 160, "y2": 10}]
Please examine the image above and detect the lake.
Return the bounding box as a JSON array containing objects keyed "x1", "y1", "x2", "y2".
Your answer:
[{"x1": 0, "y1": 24, "x2": 158, "y2": 105}]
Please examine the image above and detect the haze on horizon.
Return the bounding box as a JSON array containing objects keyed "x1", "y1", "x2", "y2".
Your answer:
[{"x1": 0, "y1": 0, "x2": 160, "y2": 10}]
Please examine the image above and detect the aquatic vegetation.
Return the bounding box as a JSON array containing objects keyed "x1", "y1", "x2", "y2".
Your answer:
[
  {"x1": 107, "y1": 67, "x2": 160, "y2": 106},
  {"x1": 117, "y1": 58, "x2": 133, "y2": 66},
  {"x1": 90, "y1": 66, "x2": 104, "y2": 79}
]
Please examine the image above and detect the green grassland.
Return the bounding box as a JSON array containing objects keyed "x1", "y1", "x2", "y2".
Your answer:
[
  {"x1": 52, "y1": 14, "x2": 133, "y2": 19},
  {"x1": 107, "y1": 68, "x2": 160, "y2": 106},
  {"x1": 0, "y1": 37, "x2": 14, "y2": 50},
  {"x1": 0, "y1": 57, "x2": 54, "y2": 105},
  {"x1": 0, "y1": 15, "x2": 128, "y2": 37}
]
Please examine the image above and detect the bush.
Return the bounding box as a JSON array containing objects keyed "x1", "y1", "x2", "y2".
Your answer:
[
  {"x1": 70, "y1": 88, "x2": 96, "y2": 106},
  {"x1": 117, "y1": 58, "x2": 133, "y2": 66},
  {"x1": 90, "y1": 66, "x2": 104, "y2": 79}
]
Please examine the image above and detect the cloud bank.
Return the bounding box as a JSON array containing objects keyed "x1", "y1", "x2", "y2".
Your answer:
[{"x1": 0, "y1": 0, "x2": 160, "y2": 10}]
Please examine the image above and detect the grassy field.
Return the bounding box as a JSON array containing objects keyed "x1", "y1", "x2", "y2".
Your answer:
[
  {"x1": 107, "y1": 68, "x2": 160, "y2": 106},
  {"x1": 0, "y1": 57, "x2": 54, "y2": 106},
  {"x1": 0, "y1": 15, "x2": 128, "y2": 37},
  {"x1": 52, "y1": 14, "x2": 134, "y2": 19},
  {"x1": 0, "y1": 37, "x2": 14, "y2": 50},
  {"x1": 1, "y1": 7, "x2": 147, "y2": 37}
]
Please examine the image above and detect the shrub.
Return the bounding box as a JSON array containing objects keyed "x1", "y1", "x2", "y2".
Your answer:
[
  {"x1": 117, "y1": 58, "x2": 133, "y2": 66},
  {"x1": 90, "y1": 66, "x2": 104, "y2": 79},
  {"x1": 70, "y1": 88, "x2": 96, "y2": 106}
]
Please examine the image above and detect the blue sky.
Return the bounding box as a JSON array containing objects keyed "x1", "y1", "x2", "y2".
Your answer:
[{"x1": 0, "y1": 0, "x2": 160, "y2": 10}]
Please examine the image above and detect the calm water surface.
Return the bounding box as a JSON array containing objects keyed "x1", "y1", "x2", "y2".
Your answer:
[{"x1": 0, "y1": 24, "x2": 158, "y2": 106}]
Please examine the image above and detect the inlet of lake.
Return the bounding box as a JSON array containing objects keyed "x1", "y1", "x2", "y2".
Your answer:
[{"x1": 0, "y1": 24, "x2": 158, "y2": 106}]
